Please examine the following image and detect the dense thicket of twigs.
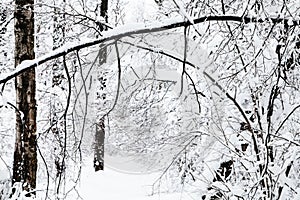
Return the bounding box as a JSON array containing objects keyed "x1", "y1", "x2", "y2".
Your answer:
[{"x1": 0, "y1": 0, "x2": 299, "y2": 199}]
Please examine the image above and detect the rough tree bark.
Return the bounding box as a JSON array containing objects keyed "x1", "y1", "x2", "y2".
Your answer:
[
  {"x1": 12, "y1": 0, "x2": 37, "y2": 194},
  {"x1": 94, "y1": 0, "x2": 108, "y2": 172},
  {"x1": 94, "y1": 117, "x2": 105, "y2": 171}
]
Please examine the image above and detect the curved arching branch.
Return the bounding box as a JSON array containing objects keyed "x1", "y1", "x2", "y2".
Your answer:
[{"x1": 0, "y1": 15, "x2": 298, "y2": 84}]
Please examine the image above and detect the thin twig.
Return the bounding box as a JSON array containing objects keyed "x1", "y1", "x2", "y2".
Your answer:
[{"x1": 103, "y1": 41, "x2": 122, "y2": 117}]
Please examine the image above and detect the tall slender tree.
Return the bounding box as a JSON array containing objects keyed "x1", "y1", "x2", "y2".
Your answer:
[
  {"x1": 94, "y1": 0, "x2": 108, "y2": 172},
  {"x1": 12, "y1": 0, "x2": 37, "y2": 194}
]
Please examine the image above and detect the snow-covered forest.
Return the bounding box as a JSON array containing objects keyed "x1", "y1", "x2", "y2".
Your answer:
[{"x1": 0, "y1": 0, "x2": 299, "y2": 199}]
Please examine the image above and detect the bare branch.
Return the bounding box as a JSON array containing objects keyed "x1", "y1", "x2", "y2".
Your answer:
[
  {"x1": 104, "y1": 41, "x2": 122, "y2": 117},
  {"x1": 274, "y1": 105, "x2": 300, "y2": 136}
]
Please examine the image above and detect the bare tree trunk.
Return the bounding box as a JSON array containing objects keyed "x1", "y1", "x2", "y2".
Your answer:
[
  {"x1": 94, "y1": 117, "x2": 105, "y2": 171},
  {"x1": 94, "y1": 0, "x2": 108, "y2": 172},
  {"x1": 12, "y1": 0, "x2": 37, "y2": 194}
]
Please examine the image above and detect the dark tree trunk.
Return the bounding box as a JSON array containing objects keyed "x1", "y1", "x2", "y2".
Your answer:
[
  {"x1": 12, "y1": 0, "x2": 37, "y2": 194},
  {"x1": 94, "y1": 0, "x2": 108, "y2": 172},
  {"x1": 100, "y1": 0, "x2": 108, "y2": 23},
  {"x1": 94, "y1": 117, "x2": 105, "y2": 171}
]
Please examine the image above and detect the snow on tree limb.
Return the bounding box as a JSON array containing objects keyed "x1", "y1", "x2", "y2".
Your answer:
[{"x1": 0, "y1": 15, "x2": 298, "y2": 84}]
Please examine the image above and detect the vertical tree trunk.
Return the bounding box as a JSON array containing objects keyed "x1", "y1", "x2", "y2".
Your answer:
[
  {"x1": 94, "y1": 0, "x2": 108, "y2": 172},
  {"x1": 12, "y1": 0, "x2": 37, "y2": 194},
  {"x1": 94, "y1": 117, "x2": 105, "y2": 171},
  {"x1": 100, "y1": 0, "x2": 108, "y2": 24}
]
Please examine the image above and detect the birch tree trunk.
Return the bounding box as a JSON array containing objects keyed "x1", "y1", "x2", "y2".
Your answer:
[{"x1": 12, "y1": 0, "x2": 37, "y2": 194}]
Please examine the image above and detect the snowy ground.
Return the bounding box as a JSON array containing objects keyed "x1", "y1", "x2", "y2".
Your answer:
[
  {"x1": 1, "y1": 158, "x2": 193, "y2": 200},
  {"x1": 79, "y1": 158, "x2": 192, "y2": 200}
]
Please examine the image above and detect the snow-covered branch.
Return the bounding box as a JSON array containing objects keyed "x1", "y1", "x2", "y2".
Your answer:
[{"x1": 0, "y1": 15, "x2": 298, "y2": 84}]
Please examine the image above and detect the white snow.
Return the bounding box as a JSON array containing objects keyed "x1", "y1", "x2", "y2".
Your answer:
[
  {"x1": 0, "y1": 169, "x2": 9, "y2": 180},
  {"x1": 0, "y1": 94, "x2": 7, "y2": 107},
  {"x1": 78, "y1": 158, "x2": 189, "y2": 200}
]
